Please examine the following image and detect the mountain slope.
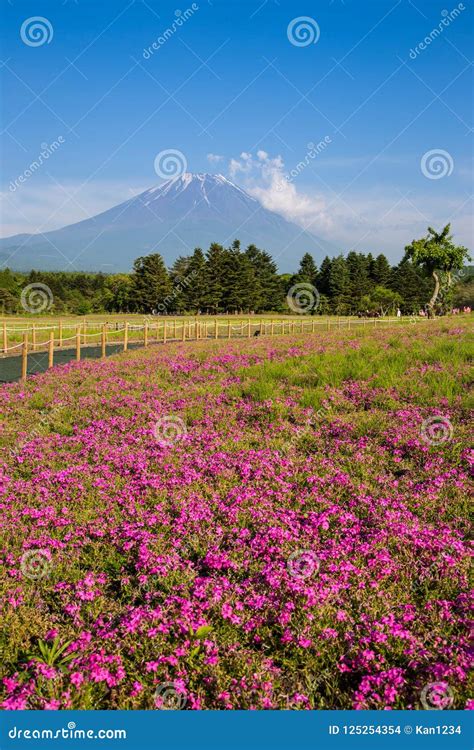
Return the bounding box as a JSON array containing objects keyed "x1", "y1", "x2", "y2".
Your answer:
[{"x1": 0, "y1": 173, "x2": 337, "y2": 272}]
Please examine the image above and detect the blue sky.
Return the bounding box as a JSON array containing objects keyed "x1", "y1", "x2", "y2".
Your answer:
[{"x1": 1, "y1": 0, "x2": 472, "y2": 261}]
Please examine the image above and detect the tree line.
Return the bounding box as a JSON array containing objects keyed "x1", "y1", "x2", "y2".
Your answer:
[{"x1": 0, "y1": 227, "x2": 471, "y2": 316}]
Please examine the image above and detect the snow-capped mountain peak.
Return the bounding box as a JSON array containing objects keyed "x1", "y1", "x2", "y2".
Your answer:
[{"x1": 0, "y1": 172, "x2": 336, "y2": 272}]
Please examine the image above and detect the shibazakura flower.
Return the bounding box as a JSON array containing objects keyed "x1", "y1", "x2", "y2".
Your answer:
[{"x1": 0, "y1": 320, "x2": 471, "y2": 710}]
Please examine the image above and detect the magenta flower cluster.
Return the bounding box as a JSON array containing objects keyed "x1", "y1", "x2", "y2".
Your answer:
[{"x1": 0, "y1": 323, "x2": 471, "y2": 710}]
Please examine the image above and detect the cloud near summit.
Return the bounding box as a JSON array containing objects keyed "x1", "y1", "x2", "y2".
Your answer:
[{"x1": 228, "y1": 150, "x2": 333, "y2": 234}]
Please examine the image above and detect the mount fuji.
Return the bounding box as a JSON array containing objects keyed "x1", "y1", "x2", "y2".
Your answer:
[{"x1": 0, "y1": 173, "x2": 336, "y2": 273}]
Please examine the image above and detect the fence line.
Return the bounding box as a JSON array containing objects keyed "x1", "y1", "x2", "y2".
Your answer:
[{"x1": 0, "y1": 317, "x2": 429, "y2": 382}]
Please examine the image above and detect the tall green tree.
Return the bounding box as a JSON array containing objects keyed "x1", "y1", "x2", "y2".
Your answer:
[
  {"x1": 222, "y1": 242, "x2": 255, "y2": 311},
  {"x1": 131, "y1": 253, "x2": 171, "y2": 313},
  {"x1": 245, "y1": 245, "x2": 282, "y2": 312},
  {"x1": 297, "y1": 253, "x2": 318, "y2": 285},
  {"x1": 370, "y1": 254, "x2": 391, "y2": 287},
  {"x1": 317, "y1": 256, "x2": 332, "y2": 296},
  {"x1": 203, "y1": 243, "x2": 226, "y2": 313},
  {"x1": 329, "y1": 255, "x2": 350, "y2": 313},
  {"x1": 185, "y1": 248, "x2": 207, "y2": 312},
  {"x1": 404, "y1": 225, "x2": 470, "y2": 316},
  {"x1": 346, "y1": 251, "x2": 371, "y2": 309}
]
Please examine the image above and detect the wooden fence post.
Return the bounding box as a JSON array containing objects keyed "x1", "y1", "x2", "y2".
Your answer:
[
  {"x1": 21, "y1": 333, "x2": 28, "y2": 382},
  {"x1": 173, "y1": 319, "x2": 176, "y2": 340},
  {"x1": 215, "y1": 320, "x2": 218, "y2": 339},
  {"x1": 247, "y1": 318, "x2": 251, "y2": 338},
  {"x1": 2, "y1": 322, "x2": 7, "y2": 354},
  {"x1": 59, "y1": 321, "x2": 63, "y2": 348},
  {"x1": 76, "y1": 329, "x2": 81, "y2": 361},
  {"x1": 163, "y1": 321, "x2": 167, "y2": 344},
  {"x1": 101, "y1": 324, "x2": 107, "y2": 358},
  {"x1": 32, "y1": 324, "x2": 36, "y2": 352},
  {"x1": 48, "y1": 331, "x2": 54, "y2": 368},
  {"x1": 82, "y1": 320, "x2": 87, "y2": 345},
  {"x1": 123, "y1": 322, "x2": 128, "y2": 352},
  {"x1": 182, "y1": 322, "x2": 186, "y2": 342},
  {"x1": 271, "y1": 320, "x2": 274, "y2": 336},
  {"x1": 228, "y1": 321, "x2": 231, "y2": 339},
  {"x1": 144, "y1": 323, "x2": 148, "y2": 348}
]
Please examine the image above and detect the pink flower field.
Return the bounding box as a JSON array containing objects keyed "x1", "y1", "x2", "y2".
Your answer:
[{"x1": 0, "y1": 319, "x2": 472, "y2": 711}]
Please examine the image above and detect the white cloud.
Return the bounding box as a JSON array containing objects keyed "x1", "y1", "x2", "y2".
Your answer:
[
  {"x1": 228, "y1": 149, "x2": 332, "y2": 232},
  {"x1": 226, "y1": 150, "x2": 473, "y2": 258},
  {"x1": 0, "y1": 180, "x2": 147, "y2": 238},
  {"x1": 207, "y1": 153, "x2": 224, "y2": 164}
]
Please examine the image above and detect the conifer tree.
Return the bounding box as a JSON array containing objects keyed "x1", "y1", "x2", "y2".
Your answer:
[{"x1": 131, "y1": 253, "x2": 171, "y2": 313}]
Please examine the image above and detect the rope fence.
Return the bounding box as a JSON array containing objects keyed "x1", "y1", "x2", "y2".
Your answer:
[{"x1": 0, "y1": 316, "x2": 428, "y2": 382}]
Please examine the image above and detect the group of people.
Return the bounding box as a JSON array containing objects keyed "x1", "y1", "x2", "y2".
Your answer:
[{"x1": 417, "y1": 306, "x2": 471, "y2": 316}]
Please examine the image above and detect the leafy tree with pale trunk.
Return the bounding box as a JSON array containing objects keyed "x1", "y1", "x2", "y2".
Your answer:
[{"x1": 404, "y1": 225, "x2": 470, "y2": 317}]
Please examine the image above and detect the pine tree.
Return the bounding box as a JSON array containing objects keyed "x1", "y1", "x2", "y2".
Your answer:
[
  {"x1": 203, "y1": 243, "x2": 226, "y2": 313},
  {"x1": 131, "y1": 253, "x2": 171, "y2": 313},
  {"x1": 371, "y1": 254, "x2": 391, "y2": 287},
  {"x1": 245, "y1": 245, "x2": 284, "y2": 311},
  {"x1": 329, "y1": 255, "x2": 350, "y2": 313},
  {"x1": 297, "y1": 253, "x2": 318, "y2": 285},
  {"x1": 185, "y1": 248, "x2": 207, "y2": 312},
  {"x1": 222, "y1": 243, "x2": 255, "y2": 312},
  {"x1": 346, "y1": 252, "x2": 371, "y2": 310},
  {"x1": 317, "y1": 256, "x2": 332, "y2": 296}
]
